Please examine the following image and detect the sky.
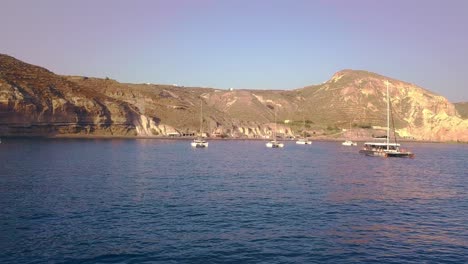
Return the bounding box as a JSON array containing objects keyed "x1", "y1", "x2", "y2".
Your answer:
[{"x1": 1, "y1": 0, "x2": 467, "y2": 102}]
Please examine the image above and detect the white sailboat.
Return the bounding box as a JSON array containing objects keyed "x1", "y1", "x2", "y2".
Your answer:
[
  {"x1": 266, "y1": 108, "x2": 284, "y2": 148},
  {"x1": 359, "y1": 80, "x2": 414, "y2": 158},
  {"x1": 342, "y1": 140, "x2": 357, "y2": 146},
  {"x1": 342, "y1": 122, "x2": 357, "y2": 146},
  {"x1": 296, "y1": 116, "x2": 312, "y2": 145},
  {"x1": 191, "y1": 100, "x2": 208, "y2": 148}
]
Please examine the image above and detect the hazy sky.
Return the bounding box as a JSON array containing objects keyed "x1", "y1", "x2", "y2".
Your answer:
[{"x1": 1, "y1": 0, "x2": 467, "y2": 102}]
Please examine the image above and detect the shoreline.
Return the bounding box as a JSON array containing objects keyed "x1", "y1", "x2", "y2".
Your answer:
[{"x1": 1, "y1": 134, "x2": 464, "y2": 144}]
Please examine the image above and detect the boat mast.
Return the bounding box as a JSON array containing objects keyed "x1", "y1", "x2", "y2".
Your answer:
[
  {"x1": 274, "y1": 107, "x2": 277, "y2": 141},
  {"x1": 349, "y1": 120, "x2": 352, "y2": 136},
  {"x1": 303, "y1": 115, "x2": 306, "y2": 138},
  {"x1": 200, "y1": 100, "x2": 203, "y2": 138},
  {"x1": 386, "y1": 80, "x2": 390, "y2": 151}
]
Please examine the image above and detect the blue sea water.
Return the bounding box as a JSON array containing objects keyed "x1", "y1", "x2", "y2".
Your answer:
[{"x1": 0, "y1": 139, "x2": 467, "y2": 263}]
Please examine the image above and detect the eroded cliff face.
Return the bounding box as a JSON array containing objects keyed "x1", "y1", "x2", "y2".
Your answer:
[
  {"x1": 397, "y1": 111, "x2": 468, "y2": 141},
  {"x1": 1, "y1": 54, "x2": 466, "y2": 141},
  {"x1": 0, "y1": 54, "x2": 144, "y2": 136},
  {"x1": 64, "y1": 77, "x2": 297, "y2": 138},
  {"x1": 303, "y1": 70, "x2": 467, "y2": 141}
]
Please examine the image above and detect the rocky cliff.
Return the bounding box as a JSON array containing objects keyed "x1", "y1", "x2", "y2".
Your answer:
[
  {"x1": 454, "y1": 102, "x2": 468, "y2": 119},
  {"x1": 1, "y1": 54, "x2": 466, "y2": 142},
  {"x1": 0, "y1": 54, "x2": 138, "y2": 136},
  {"x1": 300, "y1": 70, "x2": 468, "y2": 142}
]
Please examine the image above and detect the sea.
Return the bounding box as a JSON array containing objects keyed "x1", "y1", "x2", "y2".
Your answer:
[{"x1": 0, "y1": 138, "x2": 467, "y2": 263}]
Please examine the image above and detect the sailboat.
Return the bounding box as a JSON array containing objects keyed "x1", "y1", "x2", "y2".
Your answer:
[
  {"x1": 359, "y1": 81, "x2": 414, "y2": 158},
  {"x1": 296, "y1": 116, "x2": 312, "y2": 145},
  {"x1": 342, "y1": 140, "x2": 357, "y2": 146},
  {"x1": 266, "y1": 108, "x2": 284, "y2": 148},
  {"x1": 191, "y1": 100, "x2": 209, "y2": 148},
  {"x1": 342, "y1": 121, "x2": 357, "y2": 146}
]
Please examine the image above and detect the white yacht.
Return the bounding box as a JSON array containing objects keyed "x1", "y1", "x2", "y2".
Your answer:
[
  {"x1": 296, "y1": 138, "x2": 312, "y2": 145},
  {"x1": 191, "y1": 138, "x2": 208, "y2": 148},
  {"x1": 342, "y1": 121, "x2": 357, "y2": 146},
  {"x1": 191, "y1": 100, "x2": 208, "y2": 148},
  {"x1": 342, "y1": 140, "x2": 357, "y2": 146},
  {"x1": 266, "y1": 140, "x2": 284, "y2": 148},
  {"x1": 266, "y1": 108, "x2": 284, "y2": 148},
  {"x1": 296, "y1": 116, "x2": 312, "y2": 145}
]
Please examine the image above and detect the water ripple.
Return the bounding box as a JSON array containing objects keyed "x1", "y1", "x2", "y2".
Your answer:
[{"x1": 0, "y1": 139, "x2": 467, "y2": 263}]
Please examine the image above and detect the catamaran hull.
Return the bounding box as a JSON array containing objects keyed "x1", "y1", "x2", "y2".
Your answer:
[
  {"x1": 359, "y1": 150, "x2": 387, "y2": 157},
  {"x1": 359, "y1": 149, "x2": 414, "y2": 158},
  {"x1": 386, "y1": 152, "x2": 414, "y2": 158}
]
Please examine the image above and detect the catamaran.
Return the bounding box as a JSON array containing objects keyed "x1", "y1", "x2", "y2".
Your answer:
[
  {"x1": 359, "y1": 81, "x2": 414, "y2": 158},
  {"x1": 266, "y1": 108, "x2": 284, "y2": 148},
  {"x1": 191, "y1": 100, "x2": 208, "y2": 148}
]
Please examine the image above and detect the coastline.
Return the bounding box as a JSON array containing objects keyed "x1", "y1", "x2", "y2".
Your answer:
[{"x1": 1, "y1": 134, "x2": 461, "y2": 144}]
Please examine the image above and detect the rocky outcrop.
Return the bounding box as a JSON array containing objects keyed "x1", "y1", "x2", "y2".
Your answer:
[
  {"x1": 0, "y1": 54, "x2": 143, "y2": 136},
  {"x1": 309, "y1": 70, "x2": 467, "y2": 141},
  {"x1": 454, "y1": 102, "x2": 468, "y2": 119},
  {"x1": 397, "y1": 111, "x2": 468, "y2": 142},
  {"x1": 1, "y1": 54, "x2": 466, "y2": 142}
]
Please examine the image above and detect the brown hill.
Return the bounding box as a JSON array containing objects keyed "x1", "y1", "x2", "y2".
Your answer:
[{"x1": 1, "y1": 54, "x2": 467, "y2": 141}]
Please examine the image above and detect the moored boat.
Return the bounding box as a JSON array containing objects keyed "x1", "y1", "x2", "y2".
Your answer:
[
  {"x1": 296, "y1": 138, "x2": 312, "y2": 145},
  {"x1": 359, "y1": 142, "x2": 414, "y2": 158},
  {"x1": 191, "y1": 100, "x2": 208, "y2": 148},
  {"x1": 266, "y1": 140, "x2": 285, "y2": 148},
  {"x1": 342, "y1": 140, "x2": 357, "y2": 146},
  {"x1": 266, "y1": 107, "x2": 284, "y2": 148},
  {"x1": 295, "y1": 115, "x2": 312, "y2": 145},
  {"x1": 359, "y1": 81, "x2": 414, "y2": 158},
  {"x1": 191, "y1": 138, "x2": 209, "y2": 148}
]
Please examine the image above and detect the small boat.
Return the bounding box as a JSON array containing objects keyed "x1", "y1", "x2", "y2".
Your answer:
[
  {"x1": 296, "y1": 115, "x2": 312, "y2": 145},
  {"x1": 359, "y1": 81, "x2": 414, "y2": 158},
  {"x1": 266, "y1": 107, "x2": 284, "y2": 148},
  {"x1": 191, "y1": 138, "x2": 209, "y2": 148},
  {"x1": 296, "y1": 138, "x2": 312, "y2": 145},
  {"x1": 342, "y1": 121, "x2": 357, "y2": 146},
  {"x1": 266, "y1": 140, "x2": 284, "y2": 148},
  {"x1": 342, "y1": 140, "x2": 357, "y2": 146},
  {"x1": 191, "y1": 100, "x2": 208, "y2": 148}
]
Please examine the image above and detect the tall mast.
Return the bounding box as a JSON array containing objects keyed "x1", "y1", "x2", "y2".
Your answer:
[
  {"x1": 386, "y1": 80, "x2": 390, "y2": 150},
  {"x1": 274, "y1": 108, "x2": 277, "y2": 141},
  {"x1": 303, "y1": 114, "x2": 306, "y2": 138},
  {"x1": 200, "y1": 100, "x2": 203, "y2": 137}
]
